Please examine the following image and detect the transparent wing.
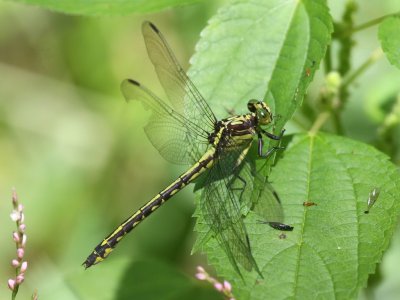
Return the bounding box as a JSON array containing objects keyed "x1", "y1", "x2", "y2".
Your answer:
[
  {"x1": 200, "y1": 137, "x2": 261, "y2": 276},
  {"x1": 121, "y1": 79, "x2": 209, "y2": 165},
  {"x1": 142, "y1": 21, "x2": 217, "y2": 134},
  {"x1": 252, "y1": 182, "x2": 285, "y2": 223},
  {"x1": 199, "y1": 137, "x2": 292, "y2": 276},
  {"x1": 237, "y1": 159, "x2": 286, "y2": 224}
]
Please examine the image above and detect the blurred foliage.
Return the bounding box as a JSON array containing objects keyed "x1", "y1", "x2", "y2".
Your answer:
[
  {"x1": 0, "y1": 0, "x2": 400, "y2": 299},
  {"x1": 379, "y1": 15, "x2": 400, "y2": 69},
  {"x1": 9, "y1": 0, "x2": 205, "y2": 16}
]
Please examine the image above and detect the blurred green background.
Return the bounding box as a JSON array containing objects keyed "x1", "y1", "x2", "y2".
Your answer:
[{"x1": 0, "y1": 0, "x2": 399, "y2": 299}]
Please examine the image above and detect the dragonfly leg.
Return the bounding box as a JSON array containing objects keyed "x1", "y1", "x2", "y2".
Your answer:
[
  {"x1": 257, "y1": 134, "x2": 285, "y2": 158},
  {"x1": 261, "y1": 128, "x2": 285, "y2": 140},
  {"x1": 227, "y1": 174, "x2": 247, "y2": 204},
  {"x1": 224, "y1": 106, "x2": 236, "y2": 116}
]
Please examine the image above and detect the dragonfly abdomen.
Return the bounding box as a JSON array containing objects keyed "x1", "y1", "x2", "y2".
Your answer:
[{"x1": 83, "y1": 148, "x2": 216, "y2": 268}]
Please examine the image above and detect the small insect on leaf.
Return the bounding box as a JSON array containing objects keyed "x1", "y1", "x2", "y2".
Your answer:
[
  {"x1": 364, "y1": 188, "x2": 380, "y2": 214},
  {"x1": 305, "y1": 60, "x2": 316, "y2": 77},
  {"x1": 303, "y1": 201, "x2": 317, "y2": 207}
]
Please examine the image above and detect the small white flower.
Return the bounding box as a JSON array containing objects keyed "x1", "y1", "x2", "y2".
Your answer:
[{"x1": 10, "y1": 211, "x2": 20, "y2": 222}]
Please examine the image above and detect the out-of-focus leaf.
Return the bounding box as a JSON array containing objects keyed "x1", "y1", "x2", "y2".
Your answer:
[
  {"x1": 373, "y1": 224, "x2": 400, "y2": 300},
  {"x1": 9, "y1": 0, "x2": 203, "y2": 16},
  {"x1": 196, "y1": 133, "x2": 400, "y2": 299},
  {"x1": 379, "y1": 15, "x2": 400, "y2": 70},
  {"x1": 115, "y1": 260, "x2": 222, "y2": 300},
  {"x1": 364, "y1": 73, "x2": 400, "y2": 123}
]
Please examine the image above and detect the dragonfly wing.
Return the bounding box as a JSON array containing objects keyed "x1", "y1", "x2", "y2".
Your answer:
[
  {"x1": 142, "y1": 21, "x2": 217, "y2": 134},
  {"x1": 200, "y1": 139, "x2": 262, "y2": 277},
  {"x1": 252, "y1": 181, "x2": 285, "y2": 224},
  {"x1": 121, "y1": 79, "x2": 209, "y2": 165},
  {"x1": 237, "y1": 159, "x2": 286, "y2": 224}
]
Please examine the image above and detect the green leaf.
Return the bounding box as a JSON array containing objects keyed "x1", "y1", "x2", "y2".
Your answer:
[
  {"x1": 196, "y1": 133, "x2": 400, "y2": 299},
  {"x1": 115, "y1": 260, "x2": 222, "y2": 300},
  {"x1": 188, "y1": 0, "x2": 333, "y2": 128},
  {"x1": 10, "y1": 0, "x2": 202, "y2": 16},
  {"x1": 379, "y1": 15, "x2": 400, "y2": 70}
]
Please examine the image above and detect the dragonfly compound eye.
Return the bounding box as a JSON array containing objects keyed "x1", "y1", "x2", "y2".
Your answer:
[{"x1": 247, "y1": 99, "x2": 259, "y2": 112}]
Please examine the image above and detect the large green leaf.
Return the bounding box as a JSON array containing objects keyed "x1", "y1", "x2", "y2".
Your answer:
[
  {"x1": 188, "y1": 0, "x2": 332, "y2": 128},
  {"x1": 8, "y1": 0, "x2": 202, "y2": 15},
  {"x1": 379, "y1": 15, "x2": 400, "y2": 70},
  {"x1": 197, "y1": 133, "x2": 400, "y2": 299}
]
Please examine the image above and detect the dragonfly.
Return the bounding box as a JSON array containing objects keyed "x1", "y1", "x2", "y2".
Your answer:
[{"x1": 83, "y1": 21, "x2": 293, "y2": 277}]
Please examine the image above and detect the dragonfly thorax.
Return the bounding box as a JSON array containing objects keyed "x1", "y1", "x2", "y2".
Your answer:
[{"x1": 247, "y1": 99, "x2": 273, "y2": 126}]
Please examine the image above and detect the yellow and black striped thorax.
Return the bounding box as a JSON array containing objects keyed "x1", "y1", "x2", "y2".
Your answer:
[{"x1": 210, "y1": 113, "x2": 258, "y2": 150}]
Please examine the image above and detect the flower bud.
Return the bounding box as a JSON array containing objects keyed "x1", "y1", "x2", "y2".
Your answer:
[
  {"x1": 223, "y1": 280, "x2": 232, "y2": 292},
  {"x1": 19, "y1": 224, "x2": 26, "y2": 232},
  {"x1": 10, "y1": 211, "x2": 20, "y2": 222},
  {"x1": 8, "y1": 279, "x2": 16, "y2": 290},
  {"x1": 16, "y1": 274, "x2": 24, "y2": 284},
  {"x1": 12, "y1": 188, "x2": 18, "y2": 204},
  {"x1": 195, "y1": 272, "x2": 206, "y2": 280},
  {"x1": 12, "y1": 259, "x2": 20, "y2": 267},
  {"x1": 20, "y1": 261, "x2": 28, "y2": 273},
  {"x1": 21, "y1": 234, "x2": 27, "y2": 246},
  {"x1": 17, "y1": 248, "x2": 25, "y2": 259},
  {"x1": 13, "y1": 231, "x2": 20, "y2": 243},
  {"x1": 214, "y1": 282, "x2": 223, "y2": 291},
  {"x1": 196, "y1": 266, "x2": 205, "y2": 273}
]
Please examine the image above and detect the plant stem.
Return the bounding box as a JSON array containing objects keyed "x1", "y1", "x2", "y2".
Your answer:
[
  {"x1": 352, "y1": 13, "x2": 399, "y2": 33},
  {"x1": 332, "y1": 110, "x2": 344, "y2": 135},
  {"x1": 309, "y1": 111, "x2": 331, "y2": 135},
  {"x1": 341, "y1": 48, "x2": 383, "y2": 89},
  {"x1": 324, "y1": 45, "x2": 332, "y2": 74}
]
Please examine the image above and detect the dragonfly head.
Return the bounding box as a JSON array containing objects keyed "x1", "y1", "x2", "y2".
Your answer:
[{"x1": 247, "y1": 99, "x2": 273, "y2": 125}]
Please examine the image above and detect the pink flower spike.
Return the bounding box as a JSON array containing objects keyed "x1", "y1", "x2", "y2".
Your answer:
[
  {"x1": 8, "y1": 279, "x2": 16, "y2": 291},
  {"x1": 13, "y1": 231, "x2": 20, "y2": 242},
  {"x1": 10, "y1": 211, "x2": 20, "y2": 222},
  {"x1": 20, "y1": 261, "x2": 28, "y2": 273},
  {"x1": 12, "y1": 259, "x2": 20, "y2": 267},
  {"x1": 17, "y1": 248, "x2": 25, "y2": 259},
  {"x1": 19, "y1": 224, "x2": 26, "y2": 232},
  {"x1": 16, "y1": 274, "x2": 25, "y2": 284},
  {"x1": 223, "y1": 280, "x2": 232, "y2": 292},
  {"x1": 195, "y1": 273, "x2": 207, "y2": 280},
  {"x1": 196, "y1": 266, "x2": 205, "y2": 273},
  {"x1": 214, "y1": 282, "x2": 223, "y2": 291},
  {"x1": 18, "y1": 204, "x2": 24, "y2": 212},
  {"x1": 22, "y1": 234, "x2": 27, "y2": 246}
]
